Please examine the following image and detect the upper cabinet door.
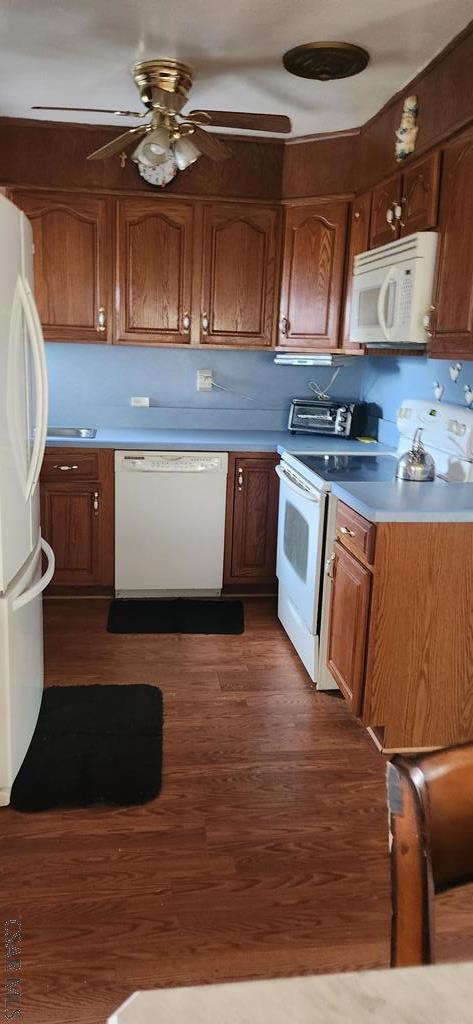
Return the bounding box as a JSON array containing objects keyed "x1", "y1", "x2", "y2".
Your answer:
[
  {"x1": 430, "y1": 130, "x2": 473, "y2": 358},
  {"x1": 200, "y1": 203, "x2": 279, "y2": 347},
  {"x1": 116, "y1": 198, "x2": 194, "y2": 345},
  {"x1": 343, "y1": 191, "x2": 372, "y2": 347},
  {"x1": 369, "y1": 174, "x2": 401, "y2": 248},
  {"x1": 10, "y1": 190, "x2": 111, "y2": 343},
  {"x1": 399, "y1": 151, "x2": 440, "y2": 236},
  {"x1": 279, "y1": 201, "x2": 348, "y2": 349}
]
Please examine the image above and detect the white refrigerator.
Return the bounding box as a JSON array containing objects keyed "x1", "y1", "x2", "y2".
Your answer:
[{"x1": 0, "y1": 194, "x2": 55, "y2": 806}]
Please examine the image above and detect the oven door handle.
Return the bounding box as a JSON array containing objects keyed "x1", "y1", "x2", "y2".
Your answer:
[{"x1": 275, "y1": 464, "x2": 321, "y2": 502}]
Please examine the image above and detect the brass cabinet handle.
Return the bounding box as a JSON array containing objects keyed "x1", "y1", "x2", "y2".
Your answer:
[
  {"x1": 279, "y1": 315, "x2": 290, "y2": 337},
  {"x1": 394, "y1": 199, "x2": 406, "y2": 228},
  {"x1": 97, "y1": 306, "x2": 106, "y2": 333},
  {"x1": 340, "y1": 525, "x2": 355, "y2": 537},
  {"x1": 325, "y1": 553, "x2": 335, "y2": 579},
  {"x1": 93, "y1": 491, "x2": 99, "y2": 516},
  {"x1": 182, "y1": 311, "x2": 191, "y2": 333},
  {"x1": 54, "y1": 464, "x2": 79, "y2": 471},
  {"x1": 423, "y1": 304, "x2": 437, "y2": 339},
  {"x1": 386, "y1": 205, "x2": 397, "y2": 231},
  {"x1": 201, "y1": 312, "x2": 209, "y2": 334},
  {"x1": 237, "y1": 467, "x2": 244, "y2": 490}
]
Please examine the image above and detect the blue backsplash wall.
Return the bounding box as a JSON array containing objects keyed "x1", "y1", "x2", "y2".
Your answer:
[
  {"x1": 363, "y1": 356, "x2": 473, "y2": 444},
  {"x1": 46, "y1": 343, "x2": 364, "y2": 431},
  {"x1": 46, "y1": 343, "x2": 473, "y2": 440}
]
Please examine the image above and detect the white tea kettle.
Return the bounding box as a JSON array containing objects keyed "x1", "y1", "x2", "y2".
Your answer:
[{"x1": 396, "y1": 427, "x2": 436, "y2": 482}]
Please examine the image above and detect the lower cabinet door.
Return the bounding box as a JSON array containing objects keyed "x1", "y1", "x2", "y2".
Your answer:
[
  {"x1": 327, "y1": 541, "x2": 371, "y2": 714},
  {"x1": 224, "y1": 454, "x2": 279, "y2": 587},
  {"x1": 41, "y1": 484, "x2": 101, "y2": 585}
]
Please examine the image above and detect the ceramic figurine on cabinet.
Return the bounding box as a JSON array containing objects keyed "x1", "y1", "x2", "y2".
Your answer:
[
  {"x1": 395, "y1": 95, "x2": 419, "y2": 162},
  {"x1": 450, "y1": 362, "x2": 463, "y2": 382},
  {"x1": 464, "y1": 384, "x2": 473, "y2": 407},
  {"x1": 433, "y1": 381, "x2": 444, "y2": 402}
]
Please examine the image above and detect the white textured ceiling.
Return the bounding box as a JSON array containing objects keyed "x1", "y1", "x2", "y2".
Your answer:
[{"x1": 0, "y1": 0, "x2": 472, "y2": 137}]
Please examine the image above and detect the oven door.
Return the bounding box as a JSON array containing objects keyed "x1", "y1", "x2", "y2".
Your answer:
[{"x1": 275, "y1": 463, "x2": 326, "y2": 634}]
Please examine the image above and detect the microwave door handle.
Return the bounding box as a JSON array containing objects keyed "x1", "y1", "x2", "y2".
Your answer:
[{"x1": 377, "y1": 271, "x2": 394, "y2": 342}]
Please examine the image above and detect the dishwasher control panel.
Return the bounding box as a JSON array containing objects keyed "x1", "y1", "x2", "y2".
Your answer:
[{"x1": 115, "y1": 451, "x2": 228, "y2": 474}]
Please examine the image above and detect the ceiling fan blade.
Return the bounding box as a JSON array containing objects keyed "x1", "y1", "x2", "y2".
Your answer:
[
  {"x1": 32, "y1": 106, "x2": 146, "y2": 118},
  {"x1": 188, "y1": 110, "x2": 292, "y2": 134},
  {"x1": 189, "y1": 126, "x2": 231, "y2": 162},
  {"x1": 87, "y1": 125, "x2": 149, "y2": 161}
]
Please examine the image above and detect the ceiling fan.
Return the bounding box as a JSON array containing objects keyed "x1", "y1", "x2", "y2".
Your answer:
[{"x1": 32, "y1": 59, "x2": 292, "y2": 186}]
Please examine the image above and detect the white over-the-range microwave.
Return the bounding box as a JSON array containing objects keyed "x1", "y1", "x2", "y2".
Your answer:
[{"x1": 350, "y1": 230, "x2": 438, "y2": 347}]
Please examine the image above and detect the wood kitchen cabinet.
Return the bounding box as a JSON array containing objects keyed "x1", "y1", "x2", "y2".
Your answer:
[
  {"x1": 368, "y1": 153, "x2": 439, "y2": 249},
  {"x1": 278, "y1": 201, "x2": 348, "y2": 349},
  {"x1": 343, "y1": 190, "x2": 372, "y2": 347},
  {"x1": 369, "y1": 173, "x2": 401, "y2": 248},
  {"x1": 40, "y1": 449, "x2": 114, "y2": 590},
  {"x1": 326, "y1": 500, "x2": 473, "y2": 751},
  {"x1": 10, "y1": 190, "x2": 112, "y2": 342},
  {"x1": 399, "y1": 151, "x2": 440, "y2": 236},
  {"x1": 200, "y1": 202, "x2": 279, "y2": 346},
  {"x1": 115, "y1": 197, "x2": 195, "y2": 345},
  {"x1": 429, "y1": 128, "x2": 473, "y2": 358},
  {"x1": 224, "y1": 453, "x2": 279, "y2": 590},
  {"x1": 327, "y1": 540, "x2": 371, "y2": 716}
]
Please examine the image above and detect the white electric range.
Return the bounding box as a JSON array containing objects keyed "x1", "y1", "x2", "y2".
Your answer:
[{"x1": 276, "y1": 398, "x2": 473, "y2": 685}]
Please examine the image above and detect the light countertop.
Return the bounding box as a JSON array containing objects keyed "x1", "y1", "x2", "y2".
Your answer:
[
  {"x1": 45, "y1": 427, "x2": 386, "y2": 455},
  {"x1": 108, "y1": 961, "x2": 473, "y2": 1024},
  {"x1": 332, "y1": 479, "x2": 473, "y2": 522}
]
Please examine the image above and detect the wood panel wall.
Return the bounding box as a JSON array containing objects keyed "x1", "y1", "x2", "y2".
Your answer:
[{"x1": 0, "y1": 118, "x2": 284, "y2": 199}]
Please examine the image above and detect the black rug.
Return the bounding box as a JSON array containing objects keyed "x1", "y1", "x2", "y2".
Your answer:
[
  {"x1": 10, "y1": 685, "x2": 163, "y2": 813},
  {"x1": 107, "y1": 598, "x2": 244, "y2": 635}
]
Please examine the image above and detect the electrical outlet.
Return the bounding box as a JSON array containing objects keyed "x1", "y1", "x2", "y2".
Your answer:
[
  {"x1": 130, "y1": 396, "x2": 150, "y2": 407},
  {"x1": 197, "y1": 370, "x2": 213, "y2": 392}
]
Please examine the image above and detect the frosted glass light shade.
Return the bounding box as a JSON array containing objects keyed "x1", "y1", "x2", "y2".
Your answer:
[
  {"x1": 173, "y1": 136, "x2": 201, "y2": 170},
  {"x1": 132, "y1": 126, "x2": 172, "y2": 167}
]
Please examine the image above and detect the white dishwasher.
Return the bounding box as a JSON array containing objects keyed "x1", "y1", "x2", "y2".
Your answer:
[{"x1": 115, "y1": 451, "x2": 228, "y2": 598}]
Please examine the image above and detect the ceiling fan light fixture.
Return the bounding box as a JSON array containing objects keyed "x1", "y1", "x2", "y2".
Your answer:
[
  {"x1": 173, "y1": 136, "x2": 201, "y2": 170},
  {"x1": 131, "y1": 136, "x2": 167, "y2": 168},
  {"x1": 147, "y1": 124, "x2": 172, "y2": 154}
]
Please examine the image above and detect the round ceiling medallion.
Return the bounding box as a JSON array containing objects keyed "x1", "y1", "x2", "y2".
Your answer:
[{"x1": 282, "y1": 41, "x2": 369, "y2": 81}]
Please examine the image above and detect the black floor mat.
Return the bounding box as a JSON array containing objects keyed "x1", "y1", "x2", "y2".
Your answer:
[
  {"x1": 107, "y1": 598, "x2": 244, "y2": 635},
  {"x1": 10, "y1": 685, "x2": 163, "y2": 813}
]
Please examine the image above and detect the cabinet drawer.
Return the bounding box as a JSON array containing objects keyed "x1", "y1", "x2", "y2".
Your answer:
[
  {"x1": 41, "y1": 450, "x2": 100, "y2": 481},
  {"x1": 335, "y1": 502, "x2": 375, "y2": 563}
]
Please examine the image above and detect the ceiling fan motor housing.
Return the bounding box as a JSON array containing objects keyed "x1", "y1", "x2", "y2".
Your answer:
[{"x1": 133, "y1": 59, "x2": 193, "y2": 113}]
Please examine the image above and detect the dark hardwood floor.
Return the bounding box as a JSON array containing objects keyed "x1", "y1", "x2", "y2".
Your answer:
[{"x1": 1, "y1": 598, "x2": 470, "y2": 1023}]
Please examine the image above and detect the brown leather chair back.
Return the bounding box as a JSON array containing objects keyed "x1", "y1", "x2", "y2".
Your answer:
[{"x1": 387, "y1": 743, "x2": 473, "y2": 967}]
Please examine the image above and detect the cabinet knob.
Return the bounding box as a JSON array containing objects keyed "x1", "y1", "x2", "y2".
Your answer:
[
  {"x1": 339, "y1": 525, "x2": 355, "y2": 537},
  {"x1": 182, "y1": 312, "x2": 191, "y2": 333},
  {"x1": 237, "y1": 468, "x2": 244, "y2": 490},
  {"x1": 54, "y1": 464, "x2": 78, "y2": 471},
  {"x1": 97, "y1": 306, "x2": 106, "y2": 333},
  {"x1": 201, "y1": 312, "x2": 209, "y2": 334},
  {"x1": 93, "y1": 491, "x2": 99, "y2": 516}
]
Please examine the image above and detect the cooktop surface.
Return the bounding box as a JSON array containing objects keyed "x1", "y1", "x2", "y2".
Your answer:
[{"x1": 294, "y1": 453, "x2": 398, "y2": 483}]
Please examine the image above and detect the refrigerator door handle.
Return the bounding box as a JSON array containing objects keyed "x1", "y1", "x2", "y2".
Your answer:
[
  {"x1": 19, "y1": 276, "x2": 48, "y2": 500},
  {"x1": 12, "y1": 539, "x2": 55, "y2": 612}
]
